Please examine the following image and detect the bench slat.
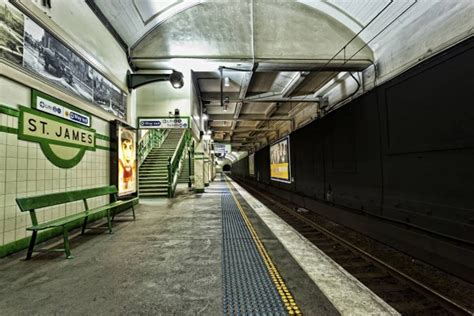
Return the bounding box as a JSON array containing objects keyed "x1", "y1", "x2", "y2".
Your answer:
[
  {"x1": 16, "y1": 186, "x2": 118, "y2": 212},
  {"x1": 26, "y1": 199, "x2": 136, "y2": 231}
]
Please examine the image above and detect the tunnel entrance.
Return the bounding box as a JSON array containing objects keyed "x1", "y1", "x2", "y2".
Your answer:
[{"x1": 223, "y1": 164, "x2": 231, "y2": 172}]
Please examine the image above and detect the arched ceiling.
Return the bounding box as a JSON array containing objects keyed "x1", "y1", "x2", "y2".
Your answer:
[
  {"x1": 90, "y1": 0, "x2": 418, "y2": 153},
  {"x1": 91, "y1": 0, "x2": 382, "y2": 63},
  {"x1": 131, "y1": 0, "x2": 373, "y2": 62}
]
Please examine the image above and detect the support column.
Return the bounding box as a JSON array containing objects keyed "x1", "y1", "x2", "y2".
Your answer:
[
  {"x1": 204, "y1": 155, "x2": 210, "y2": 187},
  {"x1": 194, "y1": 141, "x2": 205, "y2": 193}
]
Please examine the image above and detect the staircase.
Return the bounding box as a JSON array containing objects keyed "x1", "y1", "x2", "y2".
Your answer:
[
  {"x1": 177, "y1": 155, "x2": 193, "y2": 184},
  {"x1": 139, "y1": 129, "x2": 184, "y2": 197}
]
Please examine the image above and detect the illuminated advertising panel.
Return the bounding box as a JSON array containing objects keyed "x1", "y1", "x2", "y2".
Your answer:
[
  {"x1": 270, "y1": 136, "x2": 291, "y2": 183},
  {"x1": 118, "y1": 125, "x2": 137, "y2": 196}
]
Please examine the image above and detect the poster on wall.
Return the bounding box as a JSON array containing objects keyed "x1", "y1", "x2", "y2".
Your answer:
[
  {"x1": 118, "y1": 125, "x2": 137, "y2": 196},
  {"x1": 0, "y1": 0, "x2": 127, "y2": 119},
  {"x1": 270, "y1": 136, "x2": 291, "y2": 183},
  {"x1": 249, "y1": 153, "x2": 255, "y2": 176}
]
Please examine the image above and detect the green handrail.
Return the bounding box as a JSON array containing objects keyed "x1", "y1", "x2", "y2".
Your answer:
[
  {"x1": 167, "y1": 130, "x2": 192, "y2": 197},
  {"x1": 138, "y1": 129, "x2": 168, "y2": 167}
]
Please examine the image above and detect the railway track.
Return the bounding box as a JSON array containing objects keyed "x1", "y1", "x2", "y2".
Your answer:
[{"x1": 234, "y1": 180, "x2": 472, "y2": 316}]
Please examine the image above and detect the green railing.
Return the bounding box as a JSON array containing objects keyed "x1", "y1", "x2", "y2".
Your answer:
[
  {"x1": 137, "y1": 129, "x2": 168, "y2": 167},
  {"x1": 167, "y1": 130, "x2": 192, "y2": 197}
]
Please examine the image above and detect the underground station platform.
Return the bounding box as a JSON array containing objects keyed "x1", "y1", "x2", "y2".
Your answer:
[
  {"x1": 1, "y1": 0, "x2": 473, "y2": 315},
  {"x1": 0, "y1": 177, "x2": 397, "y2": 315},
  {"x1": 1, "y1": 176, "x2": 472, "y2": 315}
]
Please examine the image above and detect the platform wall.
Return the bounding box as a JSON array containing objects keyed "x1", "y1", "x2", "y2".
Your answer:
[{"x1": 232, "y1": 37, "x2": 474, "y2": 281}]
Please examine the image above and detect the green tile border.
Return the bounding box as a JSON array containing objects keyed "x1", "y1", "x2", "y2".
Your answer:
[
  {"x1": 96, "y1": 145, "x2": 110, "y2": 151},
  {"x1": 96, "y1": 134, "x2": 110, "y2": 141},
  {"x1": 0, "y1": 125, "x2": 18, "y2": 134},
  {"x1": 0, "y1": 104, "x2": 20, "y2": 117},
  {"x1": 0, "y1": 200, "x2": 139, "y2": 258}
]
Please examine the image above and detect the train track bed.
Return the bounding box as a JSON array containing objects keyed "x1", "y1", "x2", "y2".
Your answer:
[{"x1": 234, "y1": 179, "x2": 474, "y2": 315}]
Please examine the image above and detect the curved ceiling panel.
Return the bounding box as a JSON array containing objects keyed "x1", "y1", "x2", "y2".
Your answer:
[
  {"x1": 93, "y1": 0, "x2": 201, "y2": 46},
  {"x1": 133, "y1": 1, "x2": 253, "y2": 59},
  {"x1": 131, "y1": 0, "x2": 373, "y2": 61}
]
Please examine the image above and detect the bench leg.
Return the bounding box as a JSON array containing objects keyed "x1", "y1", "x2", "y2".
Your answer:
[
  {"x1": 81, "y1": 216, "x2": 88, "y2": 235},
  {"x1": 62, "y1": 228, "x2": 73, "y2": 259},
  {"x1": 131, "y1": 204, "x2": 136, "y2": 220},
  {"x1": 106, "y1": 209, "x2": 113, "y2": 234},
  {"x1": 26, "y1": 231, "x2": 37, "y2": 260}
]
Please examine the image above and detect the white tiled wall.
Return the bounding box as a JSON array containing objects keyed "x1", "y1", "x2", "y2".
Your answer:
[{"x1": 0, "y1": 77, "x2": 111, "y2": 247}]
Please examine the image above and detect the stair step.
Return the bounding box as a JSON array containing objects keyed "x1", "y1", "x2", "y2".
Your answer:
[
  {"x1": 140, "y1": 185, "x2": 168, "y2": 189},
  {"x1": 140, "y1": 193, "x2": 168, "y2": 197},
  {"x1": 140, "y1": 189, "x2": 168, "y2": 193},
  {"x1": 139, "y1": 181, "x2": 168, "y2": 185}
]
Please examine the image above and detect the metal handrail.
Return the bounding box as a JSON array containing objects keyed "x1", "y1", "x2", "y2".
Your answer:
[
  {"x1": 138, "y1": 129, "x2": 168, "y2": 167},
  {"x1": 167, "y1": 130, "x2": 192, "y2": 197}
]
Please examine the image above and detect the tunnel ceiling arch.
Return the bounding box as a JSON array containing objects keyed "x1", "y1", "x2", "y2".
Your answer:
[
  {"x1": 131, "y1": 1, "x2": 373, "y2": 61},
  {"x1": 92, "y1": 0, "x2": 374, "y2": 62}
]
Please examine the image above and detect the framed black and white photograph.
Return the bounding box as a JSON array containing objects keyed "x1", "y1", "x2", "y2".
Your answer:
[
  {"x1": 3, "y1": 5, "x2": 128, "y2": 120},
  {"x1": 23, "y1": 17, "x2": 94, "y2": 102},
  {"x1": 0, "y1": 0, "x2": 24, "y2": 64},
  {"x1": 93, "y1": 71, "x2": 113, "y2": 112}
]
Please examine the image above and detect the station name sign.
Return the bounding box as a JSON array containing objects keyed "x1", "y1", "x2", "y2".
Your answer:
[
  {"x1": 19, "y1": 106, "x2": 95, "y2": 149},
  {"x1": 138, "y1": 117, "x2": 189, "y2": 129},
  {"x1": 35, "y1": 95, "x2": 91, "y2": 127}
]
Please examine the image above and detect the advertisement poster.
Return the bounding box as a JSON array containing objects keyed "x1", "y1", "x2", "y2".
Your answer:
[
  {"x1": 249, "y1": 153, "x2": 255, "y2": 176},
  {"x1": 118, "y1": 125, "x2": 137, "y2": 196},
  {"x1": 270, "y1": 136, "x2": 291, "y2": 183}
]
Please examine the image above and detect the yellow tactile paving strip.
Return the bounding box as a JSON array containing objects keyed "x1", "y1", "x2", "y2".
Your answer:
[{"x1": 225, "y1": 177, "x2": 302, "y2": 315}]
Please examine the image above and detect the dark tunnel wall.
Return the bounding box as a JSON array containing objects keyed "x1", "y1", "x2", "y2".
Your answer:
[{"x1": 231, "y1": 37, "x2": 474, "y2": 281}]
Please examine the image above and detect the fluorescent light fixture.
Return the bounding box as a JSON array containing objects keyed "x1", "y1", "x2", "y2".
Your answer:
[
  {"x1": 224, "y1": 76, "x2": 230, "y2": 87},
  {"x1": 206, "y1": 130, "x2": 212, "y2": 135},
  {"x1": 203, "y1": 114, "x2": 209, "y2": 120}
]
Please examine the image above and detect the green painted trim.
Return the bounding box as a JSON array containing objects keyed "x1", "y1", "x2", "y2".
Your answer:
[
  {"x1": 195, "y1": 188, "x2": 205, "y2": 193},
  {"x1": 0, "y1": 104, "x2": 20, "y2": 117},
  {"x1": 96, "y1": 145, "x2": 110, "y2": 151},
  {"x1": 0, "y1": 125, "x2": 18, "y2": 134},
  {"x1": 0, "y1": 199, "x2": 139, "y2": 258},
  {"x1": 32, "y1": 89, "x2": 92, "y2": 127},
  {"x1": 40, "y1": 142, "x2": 86, "y2": 168},
  {"x1": 96, "y1": 133, "x2": 110, "y2": 141},
  {"x1": 18, "y1": 106, "x2": 96, "y2": 151}
]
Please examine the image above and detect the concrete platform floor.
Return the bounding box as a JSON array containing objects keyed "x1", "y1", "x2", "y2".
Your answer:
[
  {"x1": 0, "y1": 184, "x2": 222, "y2": 315},
  {"x1": 0, "y1": 180, "x2": 394, "y2": 315}
]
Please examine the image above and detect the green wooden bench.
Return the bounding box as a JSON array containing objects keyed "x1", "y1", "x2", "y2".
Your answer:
[{"x1": 16, "y1": 185, "x2": 138, "y2": 259}]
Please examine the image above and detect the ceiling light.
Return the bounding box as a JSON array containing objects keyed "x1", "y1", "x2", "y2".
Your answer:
[
  {"x1": 169, "y1": 71, "x2": 184, "y2": 89},
  {"x1": 224, "y1": 76, "x2": 230, "y2": 87},
  {"x1": 203, "y1": 114, "x2": 209, "y2": 120}
]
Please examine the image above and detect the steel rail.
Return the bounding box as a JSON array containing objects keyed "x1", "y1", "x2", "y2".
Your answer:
[{"x1": 237, "y1": 181, "x2": 473, "y2": 316}]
